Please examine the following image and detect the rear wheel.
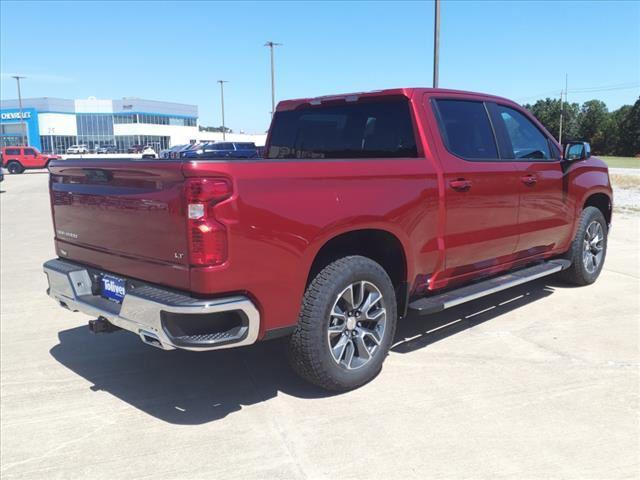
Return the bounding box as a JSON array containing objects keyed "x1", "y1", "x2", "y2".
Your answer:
[
  {"x1": 287, "y1": 255, "x2": 397, "y2": 391},
  {"x1": 6, "y1": 161, "x2": 24, "y2": 174},
  {"x1": 559, "y1": 206, "x2": 608, "y2": 285}
]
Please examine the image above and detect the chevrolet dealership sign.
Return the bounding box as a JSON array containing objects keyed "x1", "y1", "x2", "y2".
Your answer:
[{"x1": 1, "y1": 111, "x2": 31, "y2": 120}]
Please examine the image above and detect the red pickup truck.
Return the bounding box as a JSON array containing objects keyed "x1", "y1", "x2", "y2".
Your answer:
[
  {"x1": 43, "y1": 88, "x2": 612, "y2": 390},
  {"x1": 1, "y1": 146, "x2": 60, "y2": 174}
]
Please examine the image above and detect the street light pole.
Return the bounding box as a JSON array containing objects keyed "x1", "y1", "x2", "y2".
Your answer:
[
  {"x1": 264, "y1": 41, "x2": 282, "y2": 117},
  {"x1": 217, "y1": 80, "x2": 228, "y2": 141},
  {"x1": 12, "y1": 75, "x2": 27, "y2": 145},
  {"x1": 433, "y1": 0, "x2": 440, "y2": 88}
]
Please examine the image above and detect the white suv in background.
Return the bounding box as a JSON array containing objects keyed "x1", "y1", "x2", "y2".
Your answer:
[
  {"x1": 66, "y1": 145, "x2": 89, "y2": 154},
  {"x1": 141, "y1": 146, "x2": 157, "y2": 159}
]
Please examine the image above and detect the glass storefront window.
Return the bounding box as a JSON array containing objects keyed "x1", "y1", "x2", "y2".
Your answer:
[
  {"x1": 113, "y1": 114, "x2": 195, "y2": 126},
  {"x1": 39, "y1": 135, "x2": 78, "y2": 154}
]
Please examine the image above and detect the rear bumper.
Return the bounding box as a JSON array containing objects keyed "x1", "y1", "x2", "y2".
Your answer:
[{"x1": 43, "y1": 258, "x2": 260, "y2": 351}]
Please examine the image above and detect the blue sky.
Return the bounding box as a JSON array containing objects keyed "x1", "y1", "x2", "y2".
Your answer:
[{"x1": 1, "y1": 0, "x2": 638, "y2": 132}]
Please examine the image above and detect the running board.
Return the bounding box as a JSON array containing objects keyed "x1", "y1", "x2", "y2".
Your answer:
[{"x1": 408, "y1": 259, "x2": 571, "y2": 316}]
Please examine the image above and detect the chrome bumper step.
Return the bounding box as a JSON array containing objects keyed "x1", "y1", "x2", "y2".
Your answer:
[
  {"x1": 408, "y1": 259, "x2": 571, "y2": 316},
  {"x1": 43, "y1": 258, "x2": 261, "y2": 351}
]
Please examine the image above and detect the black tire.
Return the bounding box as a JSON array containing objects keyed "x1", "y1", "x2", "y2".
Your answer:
[
  {"x1": 6, "y1": 161, "x2": 24, "y2": 174},
  {"x1": 558, "y1": 206, "x2": 608, "y2": 285},
  {"x1": 287, "y1": 255, "x2": 398, "y2": 391}
]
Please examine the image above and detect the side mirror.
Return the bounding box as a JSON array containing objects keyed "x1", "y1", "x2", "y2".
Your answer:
[{"x1": 564, "y1": 141, "x2": 591, "y2": 162}]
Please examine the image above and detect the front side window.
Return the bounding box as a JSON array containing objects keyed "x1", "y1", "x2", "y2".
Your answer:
[
  {"x1": 23, "y1": 148, "x2": 35, "y2": 155},
  {"x1": 433, "y1": 99, "x2": 498, "y2": 160},
  {"x1": 496, "y1": 105, "x2": 551, "y2": 160},
  {"x1": 267, "y1": 98, "x2": 418, "y2": 159}
]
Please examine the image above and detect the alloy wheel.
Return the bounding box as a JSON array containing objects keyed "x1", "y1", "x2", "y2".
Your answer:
[
  {"x1": 327, "y1": 281, "x2": 387, "y2": 370},
  {"x1": 583, "y1": 220, "x2": 604, "y2": 274}
]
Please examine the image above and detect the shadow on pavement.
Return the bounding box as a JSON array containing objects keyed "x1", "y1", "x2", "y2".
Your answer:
[
  {"x1": 50, "y1": 329, "x2": 329, "y2": 425},
  {"x1": 50, "y1": 278, "x2": 556, "y2": 425}
]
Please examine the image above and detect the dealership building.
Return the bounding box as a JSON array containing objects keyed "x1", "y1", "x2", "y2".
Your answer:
[{"x1": 0, "y1": 97, "x2": 199, "y2": 154}]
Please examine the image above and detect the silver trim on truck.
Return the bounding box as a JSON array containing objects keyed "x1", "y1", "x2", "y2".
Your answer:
[{"x1": 43, "y1": 258, "x2": 260, "y2": 351}]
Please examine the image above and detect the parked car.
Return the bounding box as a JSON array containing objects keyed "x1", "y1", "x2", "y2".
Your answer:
[
  {"x1": 127, "y1": 145, "x2": 145, "y2": 154},
  {"x1": 1, "y1": 146, "x2": 61, "y2": 174},
  {"x1": 66, "y1": 145, "x2": 89, "y2": 154},
  {"x1": 141, "y1": 146, "x2": 157, "y2": 159},
  {"x1": 43, "y1": 88, "x2": 612, "y2": 391},
  {"x1": 171, "y1": 144, "x2": 195, "y2": 159},
  {"x1": 160, "y1": 144, "x2": 186, "y2": 159},
  {"x1": 182, "y1": 142, "x2": 258, "y2": 159},
  {"x1": 95, "y1": 145, "x2": 117, "y2": 154}
]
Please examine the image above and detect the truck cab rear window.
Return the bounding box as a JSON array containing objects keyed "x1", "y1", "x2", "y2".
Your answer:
[{"x1": 267, "y1": 99, "x2": 418, "y2": 159}]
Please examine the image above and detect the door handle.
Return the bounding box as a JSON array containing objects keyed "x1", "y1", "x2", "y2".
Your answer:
[
  {"x1": 449, "y1": 179, "x2": 472, "y2": 192},
  {"x1": 521, "y1": 175, "x2": 537, "y2": 186}
]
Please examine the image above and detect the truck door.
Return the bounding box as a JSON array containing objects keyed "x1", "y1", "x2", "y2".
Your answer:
[
  {"x1": 427, "y1": 97, "x2": 520, "y2": 282},
  {"x1": 488, "y1": 103, "x2": 573, "y2": 256}
]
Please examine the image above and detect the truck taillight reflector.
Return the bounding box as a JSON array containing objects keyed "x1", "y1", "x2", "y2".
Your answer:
[{"x1": 185, "y1": 178, "x2": 232, "y2": 266}]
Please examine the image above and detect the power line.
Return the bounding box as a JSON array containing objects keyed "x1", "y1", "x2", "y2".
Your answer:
[
  {"x1": 517, "y1": 81, "x2": 639, "y2": 102},
  {"x1": 569, "y1": 82, "x2": 639, "y2": 93}
]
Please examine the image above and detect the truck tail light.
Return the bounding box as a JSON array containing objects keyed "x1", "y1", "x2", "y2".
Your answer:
[{"x1": 185, "y1": 178, "x2": 232, "y2": 266}]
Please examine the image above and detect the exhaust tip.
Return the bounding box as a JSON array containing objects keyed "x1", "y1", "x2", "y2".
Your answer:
[{"x1": 139, "y1": 330, "x2": 165, "y2": 349}]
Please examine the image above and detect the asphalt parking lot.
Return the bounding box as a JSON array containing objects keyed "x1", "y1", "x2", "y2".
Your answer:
[{"x1": 1, "y1": 172, "x2": 638, "y2": 479}]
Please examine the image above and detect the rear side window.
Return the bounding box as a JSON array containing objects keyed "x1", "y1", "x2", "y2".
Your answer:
[
  {"x1": 496, "y1": 105, "x2": 551, "y2": 160},
  {"x1": 267, "y1": 99, "x2": 418, "y2": 159},
  {"x1": 5, "y1": 148, "x2": 20, "y2": 155},
  {"x1": 433, "y1": 99, "x2": 498, "y2": 160}
]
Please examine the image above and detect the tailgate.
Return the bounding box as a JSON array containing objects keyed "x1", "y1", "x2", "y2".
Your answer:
[{"x1": 49, "y1": 160, "x2": 190, "y2": 289}]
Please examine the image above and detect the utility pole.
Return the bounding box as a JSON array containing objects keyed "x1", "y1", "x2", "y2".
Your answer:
[
  {"x1": 264, "y1": 41, "x2": 282, "y2": 117},
  {"x1": 433, "y1": 0, "x2": 440, "y2": 88},
  {"x1": 12, "y1": 75, "x2": 27, "y2": 145},
  {"x1": 217, "y1": 80, "x2": 228, "y2": 140},
  {"x1": 558, "y1": 74, "x2": 568, "y2": 145}
]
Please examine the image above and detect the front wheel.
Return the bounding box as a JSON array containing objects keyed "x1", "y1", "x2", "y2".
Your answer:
[
  {"x1": 287, "y1": 255, "x2": 397, "y2": 391},
  {"x1": 558, "y1": 206, "x2": 608, "y2": 285}
]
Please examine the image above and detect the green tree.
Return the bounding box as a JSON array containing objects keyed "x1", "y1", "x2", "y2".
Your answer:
[
  {"x1": 524, "y1": 98, "x2": 580, "y2": 142},
  {"x1": 579, "y1": 100, "x2": 609, "y2": 154},
  {"x1": 605, "y1": 105, "x2": 631, "y2": 155},
  {"x1": 616, "y1": 97, "x2": 640, "y2": 156},
  {"x1": 199, "y1": 125, "x2": 232, "y2": 133},
  {"x1": 525, "y1": 96, "x2": 638, "y2": 155}
]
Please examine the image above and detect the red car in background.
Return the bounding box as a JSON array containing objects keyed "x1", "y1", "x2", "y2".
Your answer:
[{"x1": 1, "y1": 146, "x2": 60, "y2": 174}]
